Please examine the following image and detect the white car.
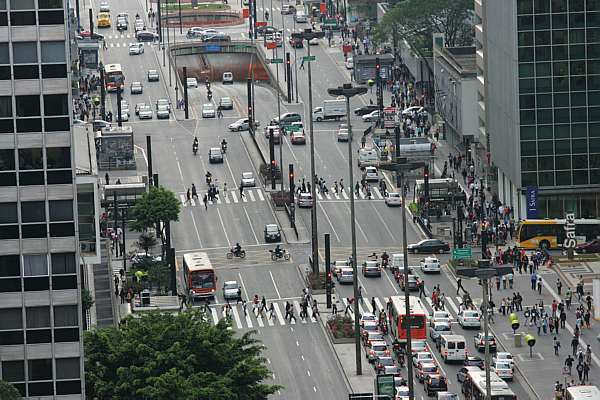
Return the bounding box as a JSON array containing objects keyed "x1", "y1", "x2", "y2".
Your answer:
[
  {"x1": 458, "y1": 310, "x2": 481, "y2": 329},
  {"x1": 491, "y1": 361, "x2": 513, "y2": 380},
  {"x1": 156, "y1": 105, "x2": 170, "y2": 119},
  {"x1": 420, "y1": 256, "x2": 441, "y2": 273},
  {"x1": 308, "y1": 37, "x2": 319, "y2": 45},
  {"x1": 99, "y1": 1, "x2": 110, "y2": 12},
  {"x1": 130, "y1": 81, "x2": 143, "y2": 94},
  {"x1": 431, "y1": 310, "x2": 452, "y2": 324},
  {"x1": 364, "y1": 166, "x2": 379, "y2": 182},
  {"x1": 337, "y1": 128, "x2": 349, "y2": 142},
  {"x1": 297, "y1": 192, "x2": 313, "y2": 208},
  {"x1": 229, "y1": 118, "x2": 250, "y2": 131},
  {"x1": 138, "y1": 105, "x2": 153, "y2": 119},
  {"x1": 362, "y1": 110, "x2": 379, "y2": 122},
  {"x1": 345, "y1": 57, "x2": 353, "y2": 70},
  {"x1": 493, "y1": 352, "x2": 514, "y2": 366},
  {"x1": 412, "y1": 351, "x2": 434, "y2": 367},
  {"x1": 186, "y1": 77, "x2": 198, "y2": 88},
  {"x1": 385, "y1": 192, "x2": 402, "y2": 206},
  {"x1": 119, "y1": 110, "x2": 129, "y2": 121},
  {"x1": 222, "y1": 71, "x2": 234, "y2": 84},
  {"x1": 241, "y1": 172, "x2": 255, "y2": 187},
  {"x1": 402, "y1": 105, "x2": 424, "y2": 117},
  {"x1": 223, "y1": 280, "x2": 241, "y2": 301},
  {"x1": 202, "y1": 103, "x2": 215, "y2": 118},
  {"x1": 129, "y1": 43, "x2": 144, "y2": 55}
]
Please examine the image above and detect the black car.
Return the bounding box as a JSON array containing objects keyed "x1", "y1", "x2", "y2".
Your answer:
[
  {"x1": 136, "y1": 30, "x2": 158, "y2": 42},
  {"x1": 354, "y1": 105, "x2": 378, "y2": 116},
  {"x1": 257, "y1": 26, "x2": 278, "y2": 36},
  {"x1": 264, "y1": 224, "x2": 281, "y2": 242},
  {"x1": 116, "y1": 18, "x2": 128, "y2": 31},
  {"x1": 463, "y1": 355, "x2": 485, "y2": 368},
  {"x1": 407, "y1": 239, "x2": 450, "y2": 254}
]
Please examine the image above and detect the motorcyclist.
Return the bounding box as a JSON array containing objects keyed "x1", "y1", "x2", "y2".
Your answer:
[
  {"x1": 234, "y1": 242, "x2": 242, "y2": 256},
  {"x1": 221, "y1": 138, "x2": 227, "y2": 152},
  {"x1": 205, "y1": 171, "x2": 212, "y2": 184},
  {"x1": 381, "y1": 251, "x2": 389, "y2": 268},
  {"x1": 274, "y1": 244, "x2": 282, "y2": 257},
  {"x1": 193, "y1": 137, "x2": 199, "y2": 154}
]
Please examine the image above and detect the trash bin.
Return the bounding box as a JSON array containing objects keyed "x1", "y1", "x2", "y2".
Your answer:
[
  {"x1": 514, "y1": 333, "x2": 522, "y2": 347},
  {"x1": 141, "y1": 289, "x2": 151, "y2": 307}
]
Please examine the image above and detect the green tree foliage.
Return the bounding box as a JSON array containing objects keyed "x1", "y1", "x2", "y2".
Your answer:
[
  {"x1": 81, "y1": 288, "x2": 95, "y2": 311},
  {"x1": 0, "y1": 380, "x2": 21, "y2": 400},
  {"x1": 146, "y1": 261, "x2": 170, "y2": 293},
  {"x1": 84, "y1": 310, "x2": 280, "y2": 400},
  {"x1": 129, "y1": 186, "x2": 181, "y2": 243},
  {"x1": 136, "y1": 232, "x2": 158, "y2": 255}
]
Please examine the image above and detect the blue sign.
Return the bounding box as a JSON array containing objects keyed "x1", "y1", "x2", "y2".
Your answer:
[
  {"x1": 205, "y1": 44, "x2": 221, "y2": 52},
  {"x1": 526, "y1": 186, "x2": 538, "y2": 219}
]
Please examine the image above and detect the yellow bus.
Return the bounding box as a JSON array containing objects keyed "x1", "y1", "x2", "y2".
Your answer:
[
  {"x1": 97, "y1": 12, "x2": 111, "y2": 28},
  {"x1": 516, "y1": 218, "x2": 600, "y2": 250}
]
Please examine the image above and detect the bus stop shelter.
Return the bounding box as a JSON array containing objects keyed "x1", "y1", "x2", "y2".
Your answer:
[{"x1": 353, "y1": 53, "x2": 394, "y2": 84}]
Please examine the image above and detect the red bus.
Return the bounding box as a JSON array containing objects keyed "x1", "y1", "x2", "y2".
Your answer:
[
  {"x1": 388, "y1": 295, "x2": 428, "y2": 342},
  {"x1": 104, "y1": 63, "x2": 124, "y2": 92},
  {"x1": 183, "y1": 252, "x2": 217, "y2": 299}
]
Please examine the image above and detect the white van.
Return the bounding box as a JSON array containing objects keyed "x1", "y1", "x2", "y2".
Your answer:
[
  {"x1": 294, "y1": 10, "x2": 307, "y2": 22},
  {"x1": 439, "y1": 334, "x2": 466, "y2": 363},
  {"x1": 391, "y1": 253, "x2": 404, "y2": 270},
  {"x1": 358, "y1": 148, "x2": 378, "y2": 167}
]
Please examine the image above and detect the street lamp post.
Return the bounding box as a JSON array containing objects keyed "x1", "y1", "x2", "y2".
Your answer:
[
  {"x1": 474, "y1": 266, "x2": 496, "y2": 400},
  {"x1": 293, "y1": 29, "x2": 324, "y2": 274},
  {"x1": 328, "y1": 83, "x2": 368, "y2": 376}
]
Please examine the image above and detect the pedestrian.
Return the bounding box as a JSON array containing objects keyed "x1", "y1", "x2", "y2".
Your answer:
[
  {"x1": 203, "y1": 194, "x2": 208, "y2": 210},
  {"x1": 457, "y1": 278, "x2": 465, "y2": 295},
  {"x1": 553, "y1": 336, "x2": 561, "y2": 356},
  {"x1": 530, "y1": 272, "x2": 537, "y2": 290},
  {"x1": 565, "y1": 355, "x2": 574, "y2": 375},
  {"x1": 571, "y1": 336, "x2": 579, "y2": 356},
  {"x1": 299, "y1": 58, "x2": 305, "y2": 70},
  {"x1": 284, "y1": 301, "x2": 291, "y2": 320},
  {"x1": 269, "y1": 302, "x2": 275, "y2": 320},
  {"x1": 119, "y1": 287, "x2": 126, "y2": 304},
  {"x1": 241, "y1": 299, "x2": 248, "y2": 316},
  {"x1": 252, "y1": 294, "x2": 259, "y2": 315},
  {"x1": 105, "y1": 172, "x2": 110, "y2": 185},
  {"x1": 583, "y1": 362, "x2": 590, "y2": 383},
  {"x1": 260, "y1": 296, "x2": 267, "y2": 315},
  {"x1": 537, "y1": 277, "x2": 543, "y2": 295},
  {"x1": 418, "y1": 280, "x2": 425, "y2": 298},
  {"x1": 556, "y1": 278, "x2": 563, "y2": 296},
  {"x1": 332, "y1": 301, "x2": 338, "y2": 315},
  {"x1": 239, "y1": 184, "x2": 245, "y2": 198},
  {"x1": 344, "y1": 297, "x2": 354, "y2": 316},
  {"x1": 371, "y1": 296, "x2": 376, "y2": 313},
  {"x1": 192, "y1": 183, "x2": 198, "y2": 199},
  {"x1": 186, "y1": 188, "x2": 191, "y2": 204},
  {"x1": 288, "y1": 306, "x2": 296, "y2": 323},
  {"x1": 576, "y1": 362, "x2": 584, "y2": 383}
]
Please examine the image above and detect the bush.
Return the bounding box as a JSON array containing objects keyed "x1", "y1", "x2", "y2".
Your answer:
[
  {"x1": 408, "y1": 202, "x2": 419, "y2": 214},
  {"x1": 327, "y1": 315, "x2": 355, "y2": 338},
  {"x1": 259, "y1": 163, "x2": 282, "y2": 181}
]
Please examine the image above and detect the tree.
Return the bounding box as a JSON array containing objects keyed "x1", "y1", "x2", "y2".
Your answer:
[
  {"x1": 146, "y1": 261, "x2": 170, "y2": 293},
  {"x1": 129, "y1": 186, "x2": 181, "y2": 245},
  {"x1": 136, "y1": 231, "x2": 158, "y2": 255},
  {"x1": 81, "y1": 288, "x2": 95, "y2": 312},
  {"x1": 0, "y1": 380, "x2": 21, "y2": 400},
  {"x1": 84, "y1": 310, "x2": 280, "y2": 400}
]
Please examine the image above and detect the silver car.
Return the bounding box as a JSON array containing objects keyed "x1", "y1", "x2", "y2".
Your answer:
[
  {"x1": 228, "y1": 118, "x2": 249, "y2": 131},
  {"x1": 202, "y1": 103, "x2": 215, "y2": 118},
  {"x1": 147, "y1": 69, "x2": 160, "y2": 81},
  {"x1": 156, "y1": 105, "x2": 169, "y2": 119},
  {"x1": 156, "y1": 98, "x2": 170, "y2": 111},
  {"x1": 241, "y1": 172, "x2": 255, "y2": 187},
  {"x1": 222, "y1": 280, "x2": 241, "y2": 301},
  {"x1": 337, "y1": 267, "x2": 353, "y2": 284},
  {"x1": 219, "y1": 97, "x2": 233, "y2": 110},
  {"x1": 130, "y1": 81, "x2": 143, "y2": 94},
  {"x1": 138, "y1": 105, "x2": 153, "y2": 119}
]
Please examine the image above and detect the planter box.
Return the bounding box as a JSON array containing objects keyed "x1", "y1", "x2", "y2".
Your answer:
[{"x1": 325, "y1": 321, "x2": 355, "y2": 344}]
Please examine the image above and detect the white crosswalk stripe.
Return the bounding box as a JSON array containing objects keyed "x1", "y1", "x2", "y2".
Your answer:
[
  {"x1": 446, "y1": 297, "x2": 459, "y2": 315},
  {"x1": 374, "y1": 297, "x2": 385, "y2": 312},
  {"x1": 273, "y1": 302, "x2": 286, "y2": 326},
  {"x1": 373, "y1": 187, "x2": 383, "y2": 199},
  {"x1": 225, "y1": 194, "x2": 231, "y2": 204},
  {"x1": 248, "y1": 190, "x2": 255, "y2": 202},
  {"x1": 316, "y1": 192, "x2": 323, "y2": 200},
  {"x1": 211, "y1": 307, "x2": 219, "y2": 324},
  {"x1": 231, "y1": 191, "x2": 238, "y2": 203},
  {"x1": 362, "y1": 298, "x2": 372, "y2": 314},
  {"x1": 293, "y1": 300, "x2": 307, "y2": 323},
  {"x1": 231, "y1": 307, "x2": 243, "y2": 329},
  {"x1": 341, "y1": 189, "x2": 349, "y2": 199},
  {"x1": 256, "y1": 189, "x2": 265, "y2": 201}
]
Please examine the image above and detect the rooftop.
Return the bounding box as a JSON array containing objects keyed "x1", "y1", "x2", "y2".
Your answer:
[
  {"x1": 73, "y1": 124, "x2": 98, "y2": 176},
  {"x1": 438, "y1": 46, "x2": 477, "y2": 76}
]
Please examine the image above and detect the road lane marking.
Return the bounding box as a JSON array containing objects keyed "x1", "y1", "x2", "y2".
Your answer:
[
  {"x1": 373, "y1": 187, "x2": 383, "y2": 199},
  {"x1": 341, "y1": 190, "x2": 348, "y2": 199},
  {"x1": 370, "y1": 202, "x2": 396, "y2": 241},
  {"x1": 256, "y1": 312, "x2": 264, "y2": 327},
  {"x1": 317, "y1": 202, "x2": 341, "y2": 241},
  {"x1": 242, "y1": 192, "x2": 248, "y2": 202},
  {"x1": 256, "y1": 188, "x2": 265, "y2": 200},
  {"x1": 316, "y1": 192, "x2": 323, "y2": 200},
  {"x1": 374, "y1": 297, "x2": 384, "y2": 312},
  {"x1": 190, "y1": 212, "x2": 203, "y2": 248},
  {"x1": 273, "y1": 302, "x2": 286, "y2": 325},
  {"x1": 243, "y1": 206, "x2": 259, "y2": 244},
  {"x1": 385, "y1": 270, "x2": 399, "y2": 295},
  {"x1": 211, "y1": 307, "x2": 219, "y2": 325},
  {"x1": 231, "y1": 191, "x2": 239, "y2": 203},
  {"x1": 231, "y1": 306, "x2": 243, "y2": 329},
  {"x1": 225, "y1": 193, "x2": 231, "y2": 204},
  {"x1": 248, "y1": 190, "x2": 256, "y2": 202},
  {"x1": 269, "y1": 270, "x2": 281, "y2": 299},
  {"x1": 216, "y1": 208, "x2": 231, "y2": 246},
  {"x1": 446, "y1": 297, "x2": 459, "y2": 315},
  {"x1": 362, "y1": 298, "x2": 372, "y2": 313}
]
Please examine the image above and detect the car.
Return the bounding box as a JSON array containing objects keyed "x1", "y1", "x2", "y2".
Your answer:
[
  {"x1": 364, "y1": 166, "x2": 379, "y2": 182},
  {"x1": 134, "y1": 19, "x2": 146, "y2": 32},
  {"x1": 436, "y1": 393, "x2": 459, "y2": 400},
  {"x1": 365, "y1": 341, "x2": 389, "y2": 363},
  {"x1": 399, "y1": 273, "x2": 419, "y2": 291},
  {"x1": 407, "y1": 239, "x2": 450, "y2": 254},
  {"x1": 458, "y1": 310, "x2": 481, "y2": 329},
  {"x1": 415, "y1": 362, "x2": 438, "y2": 383},
  {"x1": 421, "y1": 256, "x2": 441, "y2": 273},
  {"x1": 219, "y1": 97, "x2": 233, "y2": 110},
  {"x1": 116, "y1": 18, "x2": 128, "y2": 31},
  {"x1": 385, "y1": 192, "x2": 402, "y2": 206},
  {"x1": 457, "y1": 366, "x2": 481, "y2": 383},
  {"x1": 257, "y1": 25, "x2": 278, "y2": 36},
  {"x1": 491, "y1": 361, "x2": 513, "y2": 380},
  {"x1": 337, "y1": 267, "x2": 354, "y2": 284},
  {"x1": 187, "y1": 77, "x2": 198, "y2": 88},
  {"x1": 203, "y1": 33, "x2": 231, "y2": 42},
  {"x1": 362, "y1": 260, "x2": 381, "y2": 277},
  {"x1": 99, "y1": 1, "x2": 110, "y2": 12},
  {"x1": 156, "y1": 98, "x2": 171, "y2": 111},
  {"x1": 412, "y1": 351, "x2": 435, "y2": 367},
  {"x1": 402, "y1": 105, "x2": 425, "y2": 117},
  {"x1": 241, "y1": 172, "x2": 255, "y2": 187},
  {"x1": 411, "y1": 340, "x2": 429, "y2": 354},
  {"x1": 186, "y1": 27, "x2": 205, "y2": 38},
  {"x1": 222, "y1": 71, "x2": 234, "y2": 84},
  {"x1": 137, "y1": 30, "x2": 159, "y2": 42},
  {"x1": 362, "y1": 110, "x2": 380, "y2": 122},
  {"x1": 576, "y1": 239, "x2": 600, "y2": 253},
  {"x1": 474, "y1": 332, "x2": 497, "y2": 352},
  {"x1": 281, "y1": 4, "x2": 295, "y2": 14},
  {"x1": 332, "y1": 259, "x2": 350, "y2": 278},
  {"x1": 130, "y1": 81, "x2": 143, "y2": 94},
  {"x1": 271, "y1": 112, "x2": 301, "y2": 126},
  {"x1": 296, "y1": 192, "x2": 313, "y2": 207},
  {"x1": 463, "y1": 355, "x2": 484, "y2": 368},
  {"x1": 431, "y1": 310, "x2": 452, "y2": 324},
  {"x1": 264, "y1": 126, "x2": 281, "y2": 143},
  {"x1": 291, "y1": 130, "x2": 306, "y2": 144},
  {"x1": 345, "y1": 57, "x2": 353, "y2": 70},
  {"x1": 130, "y1": 253, "x2": 162, "y2": 265},
  {"x1": 429, "y1": 321, "x2": 451, "y2": 344},
  {"x1": 354, "y1": 104, "x2": 378, "y2": 116},
  {"x1": 395, "y1": 385, "x2": 410, "y2": 399},
  {"x1": 425, "y1": 375, "x2": 448, "y2": 396},
  {"x1": 76, "y1": 30, "x2": 105, "y2": 40},
  {"x1": 337, "y1": 128, "x2": 349, "y2": 142},
  {"x1": 156, "y1": 105, "x2": 170, "y2": 119},
  {"x1": 359, "y1": 312, "x2": 376, "y2": 326},
  {"x1": 208, "y1": 147, "x2": 223, "y2": 163},
  {"x1": 138, "y1": 105, "x2": 153, "y2": 119},
  {"x1": 92, "y1": 119, "x2": 111, "y2": 131},
  {"x1": 222, "y1": 280, "x2": 242, "y2": 301},
  {"x1": 289, "y1": 36, "x2": 303, "y2": 48},
  {"x1": 264, "y1": 224, "x2": 281, "y2": 242},
  {"x1": 375, "y1": 356, "x2": 399, "y2": 375},
  {"x1": 308, "y1": 37, "x2": 320, "y2": 45},
  {"x1": 129, "y1": 43, "x2": 144, "y2": 55},
  {"x1": 147, "y1": 69, "x2": 160, "y2": 81},
  {"x1": 118, "y1": 110, "x2": 129, "y2": 122},
  {"x1": 202, "y1": 103, "x2": 216, "y2": 118},
  {"x1": 97, "y1": 12, "x2": 111, "y2": 27},
  {"x1": 493, "y1": 352, "x2": 514, "y2": 366},
  {"x1": 360, "y1": 321, "x2": 380, "y2": 337},
  {"x1": 228, "y1": 118, "x2": 250, "y2": 131},
  {"x1": 196, "y1": 28, "x2": 218, "y2": 39}
]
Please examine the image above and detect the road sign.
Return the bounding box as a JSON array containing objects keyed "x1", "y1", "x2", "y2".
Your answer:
[
  {"x1": 255, "y1": 21, "x2": 267, "y2": 27},
  {"x1": 375, "y1": 374, "x2": 395, "y2": 398},
  {"x1": 323, "y1": 18, "x2": 337, "y2": 26},
  {"x1": 270, "y1": 58, "x2": 283, "y2": 63},
  {"x1": 302, "y1": 55, "x2": 316, "y2": 62},
  {"x1": 452, "y1": 247, "x2": 472, "y2": 260},
  {"x1": 205, "y1": 44, "x2": 221, "y2": 52},
  {"x1": 266, "y1": 41, "x2": 277, "y2": 49}
]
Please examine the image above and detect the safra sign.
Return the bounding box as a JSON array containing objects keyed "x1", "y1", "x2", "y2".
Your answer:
[{"x1": 563, "y1": 213, "x2": 577, "y2": 251}]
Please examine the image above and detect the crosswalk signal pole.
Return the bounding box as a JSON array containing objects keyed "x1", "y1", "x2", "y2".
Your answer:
[
  {"x1": 325, "y1": 233, "x2": 332, "y2": 309},
  {"x1": 183, "y1": 66, "x2": 189, "y2": 119}
]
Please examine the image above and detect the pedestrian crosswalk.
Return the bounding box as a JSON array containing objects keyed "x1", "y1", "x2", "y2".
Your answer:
[
  {"x1": 315, "y1": 186, "x2": 386, "y2": 201},
  {"x1": 202, "y1": 299, "x2": 318, "y2": 330}
]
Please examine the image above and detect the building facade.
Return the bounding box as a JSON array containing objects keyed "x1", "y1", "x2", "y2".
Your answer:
[
  {"x1": 480, "y1": 0, "x2": 600, "y2": 219},
  {"x1": 0, "y1": 0, "x2": 85, "y2": 398}
]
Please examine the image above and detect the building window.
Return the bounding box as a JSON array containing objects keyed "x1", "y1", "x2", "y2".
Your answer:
[
  {"x1": 518, "y1": 0, "x2": 533, "y2": 14},
  {"x1": 56, "y1": 380, "x2": 82, "y2": 395},
  {"x1": 12, "y1": 42, "x2": 37, "y2": 64},
  {"x1": 551, "y1": 0, "x2": 567, "y2": 12},
  {"x1": 45, "y1": 117, "x2": 70, "y2": 131},
  {"x1": 538, "y1": 156, "x2": 554, "y2": 170},
  {"x1": 49, "y1": 201, "x2": 73, "y2": 222},
  {"x1": 556, "y1": 155, "x2": 571, "y2": 169},
  {"x1": 536, "y1": 62, "x2": 551, "y2": 76},
  {"x1": 52, "y1": 275, "x2": 76, "y2": 289},
  {"x1": 22, "y1": 223, "x2": 47, "y2": 238},
  {"x1": 538, "y1": 140, "x2": 554, "y2": 155},
  {"x1": 21, "y1": 201, "x2": 45, "y2": 223},
  {"x1": 23, "y1": 254, "x2": 47, "y2": 276},
  {"x1": 521, "y1": 109, "x2": 536, "y2": 124},
  {"x1": 556, "y1": 171, "x2": 571, "y2": 185},
  {"x1": 539, "y1": 171, "x2": 555, "y2": 186},
  {"x1": 54, "y1": 305, "x2": 78, "y2": 327},
  {"x1": 38, "y1": 10, "x2": 64, "y2": 25},
  {"x1": 0, "y1": 96, "x2": 12, "y2": 117},
  {"x1": 0, "y1": 308, "x2": 22, "y2": 330},
  {"x1": 0, "y1": 255, "x2": 20, "y2": 277},
  {"x1": 537, "y1": 94, "x2": 553, "y2": 107},
  {"x1": 46, "y1": 147, "x2": 70, "y2": 168},
  {"x1": 534, "y1": 15, "x2": 550, "y2": 29},
  {"x1": 18, "y1": 148, "x2": 42, "y2": 170},
  {"x1": 41, "y1": 64, "x2": 66, "y2": 78},
  {"x1": 0, "y1": 330, "x2": 24, "y2": 345},
  {"x1": 555, "y1": 139, "x2": 571, "y2": 154},
  {"x1": 536, "y1": 46, "x2": 551, "y2": 61},
  {"x1": 555, "y1": 108, "x2": 570, "y2": 123},
  {"x1": 10, "y1": 0, "x2": 34, "y2": 9},
  {"x1": 26, "y1": 306, "x2": 50, "y2": 328},
  {"x1": 51, "y1": 253, "x2": 75, "y2": 274},
  {"x1": 0, "y1": 148, "x2": 14, "y2": 170},
  {"x1": 573, "y1": 170, "x2": 589, "y2": 184},
  {"x1": 573, "y1": 155, "x2": 588, "y2": 169},
  {"x1": 552, "y1": 30, "x2": 568, "y2": 45},
  {"x1": 519, "y1": 47, "x2": 534, "y2": 62},
  {"x1": 54, "y1": 327, "x2": 78, "y2": 342},
  {"x1": 16, "y1": 118, "x2": 42, "y2": 133},
  {"x1": 46, "y1": 170, "x2": 72, "y2": 184},
  {"x1": 56, "y1": 358, "x2": 80, "y2": 380},
  {"x1": 16, "y1": 95, "x2": 40, "y2": 117},
  {"x1": 10, "y1": 11, "x2": 36, "y2": 25},
  {"x1": 14, "y1": 65, "x2": 39, "y2": 79},
  {"x1": 520, "y1": 126, "x2": 537, "y2": 140},
  {"x1": 19, "y1": 171, "x2": 44, "y2": 186},
  {"x1": 519, "y1": 78, "x2": 535, "y2": 93},
  {"x1": 570, "y1": 12, "x2": 585, "y2": 28},
  {"x1": 534, "y1": 0, "x2": 551, "y2": 13},
  {"x1": 50, "y1": 223, "x2": 75, "y2": 237},
  {"x1": 39, "y1": 0, "x2": 63, "y2": 8},
  {"x1": 521, "y1": 157, "x2": 537, "y2": 171},
  {"x1": 537, "y1": 109, "x2": 553, "y2": 124},
  {"x1": 518, "y1": 15, "x2": 533, "y2": 31},
  {"x1": 1, "y1": 360, "x2": 25, "y2": 383},
  {"x1": 519, "y1": 32, "x2": 534, "y2": 46},
  {"x1": 522, "y1": 172, "x2": 538, "y2": 186},
  {"x1": 41, "y1": 41, "x2": 65, "y2": 63},
  {"x1": 0, "y1": 202, "x2": 17, "y2": 223},
  {"x1": 28, "y1": 359, "x2": 52, "y2": 381},
  {"x1": 43, "y1": 94, "x2": 68, "y2": 116}
]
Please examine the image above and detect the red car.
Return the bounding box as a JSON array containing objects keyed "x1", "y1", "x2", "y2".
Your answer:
[
  {"x1": 289, "y1": 36, "x2": 303, "y2": 48},
  {"x1": 576, "y1": 239, "x2": 600, "y2": 253}
]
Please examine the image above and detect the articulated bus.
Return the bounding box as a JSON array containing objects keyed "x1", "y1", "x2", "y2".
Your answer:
[
  {"x1": 182, "y1": 252, "x2": 217, "y2": 300},
  {"x1": 104, "y1": 63, "x2": 125, "y2": 91},
  {"x1": 462, "y1": 370, "x2": 516, "y2": 400},
  {"x1": 516, "y1": 218, "x2": 600, "y2": 250},
  {"x1": 388, "y1": 295, "x2": 428, "y2": 342}
]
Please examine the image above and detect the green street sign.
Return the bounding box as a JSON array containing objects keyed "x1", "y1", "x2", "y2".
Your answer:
[
  {"x1": 270, "y1": 58, "x2": 283, "y2": 64},
  {"x1": 375, "y1": 374, "x2": 395, "y2": 397},
  {"x1": 452, "y1": 247, "x2": 472, "y2": 260},
  {"x1": 302, "y1": 55, "x2": 316, "y2": 62}
]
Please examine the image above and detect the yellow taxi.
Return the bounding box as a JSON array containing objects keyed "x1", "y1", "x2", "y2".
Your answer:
[{"x1": 96, "y1": 12, "x2": 111, "y2": 28}]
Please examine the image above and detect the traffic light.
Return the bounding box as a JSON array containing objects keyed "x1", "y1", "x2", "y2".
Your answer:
[
  {"x1": 508, "y1": 313, "x2": 520, "y2": 333},
  {"x1": 424, "y1": 165, "x2": 430, "y2": 201},
  {"x1": 375, "y1": 57, "x2": 380, "y2": 76}
]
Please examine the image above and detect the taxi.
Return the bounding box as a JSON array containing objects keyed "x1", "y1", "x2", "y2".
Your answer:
[{"x1": 97, "y1": 12, "x2": 111, "y2": 27}]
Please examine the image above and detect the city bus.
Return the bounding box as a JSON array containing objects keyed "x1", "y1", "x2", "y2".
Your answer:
[
  {"x1": 104, "y1": 63, "x2": 124, "y2": 92},
  {"x1": 462, "y1": 370, "x2": 516, "y2": 400},
  {"x1": 388, "y1": 295, "x2": 428, "y2": 342},
  {"x1": 182, "y1": 252, "x2": 217, "y2": 300},
  {"x1": 516, "y1": 218, "x2": 600, "y2": 250},
  {"x1": 415, "y1": 178, "x2": 465, "y2": 203},
  {"x1": 566, "y1": 385, "x2": 600, "y2": 400}
]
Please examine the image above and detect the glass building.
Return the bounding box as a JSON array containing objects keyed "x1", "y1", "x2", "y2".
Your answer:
[
  {"x1": 480, "y1": 0, "x2": 600, "y2": 219},
  {"x1": 0, "y1": 0, "x2": 85, "y2": 398}
]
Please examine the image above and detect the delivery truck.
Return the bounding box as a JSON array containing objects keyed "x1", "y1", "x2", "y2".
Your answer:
[{"x1": 312, "y1": 99, "x2": 346, "y2": 121}]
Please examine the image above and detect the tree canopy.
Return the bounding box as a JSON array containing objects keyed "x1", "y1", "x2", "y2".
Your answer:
[
  {"x1": 84, "y1": 310, "x2": 280, "y2": 400},
  {"x1": 129, "y1": 186, "x2": 181, "y2": 241},
  {"x1": 0, "y1": 380, "x2": 21, "y2": 400}
]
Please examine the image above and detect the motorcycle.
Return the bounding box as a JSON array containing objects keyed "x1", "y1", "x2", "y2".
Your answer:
[
  {"x1": 382, "y1": 258, "x2": 389, "y2": 269},
  {"x1": 193, "y1": 144, "x2": 198, "y2": 155},
  {"x1": 221, "y1": 143, "x2": 227, "y2": 154},
  {"x1": 226, "y1": 248, "x2": 246, "y2": 259},
  {"x1": 269, "y1": 249, "x2": 290, "y2": 261}
]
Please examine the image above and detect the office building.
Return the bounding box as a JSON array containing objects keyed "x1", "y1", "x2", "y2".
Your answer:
[
  {"x1": 0, "y1": 0, "x2": 85, "y2": 398},
  {"x1": 477, "y1": 0, "x2": 600, "y2": 218}
]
